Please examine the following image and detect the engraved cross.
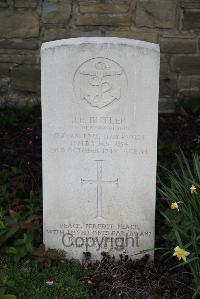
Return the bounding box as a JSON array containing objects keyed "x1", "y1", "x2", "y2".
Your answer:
[{"x1": 81, "y1": 160, "x2": 119, "y2": 219}]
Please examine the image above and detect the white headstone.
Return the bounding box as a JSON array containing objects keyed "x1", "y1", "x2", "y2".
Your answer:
[{"x1": 41, "y1": 37, "x2": 160, "y2": 261}]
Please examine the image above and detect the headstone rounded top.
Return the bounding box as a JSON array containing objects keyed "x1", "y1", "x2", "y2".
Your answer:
[{"x1": 41, "y1": 37, "x2": 160, "y2": 53}]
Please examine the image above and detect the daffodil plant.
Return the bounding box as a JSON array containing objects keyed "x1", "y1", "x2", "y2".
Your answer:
[
  {"x1": 159, "y1": 152, "x2": 200, "y2": 298},
  {"x1": 173, "y1": 246, "x2": 190, "y2": 262}
]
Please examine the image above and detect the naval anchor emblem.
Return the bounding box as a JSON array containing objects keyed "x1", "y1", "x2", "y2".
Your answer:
[{"x1": 73, "y1": 57, "x2": 127, "y2": 109}]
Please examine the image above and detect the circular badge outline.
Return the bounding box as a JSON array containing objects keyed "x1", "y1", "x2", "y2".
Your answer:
[{"x1": 72, "y1": 57, "x2": 128, "y2": 109}]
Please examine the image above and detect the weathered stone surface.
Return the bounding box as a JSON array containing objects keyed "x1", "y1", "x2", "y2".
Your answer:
[
  {"x1": 160, "y1": 75, "x2": 177, "y2": 97},
  {"x1": 0, "y1": 39, "x2": 39, "y2": 50},
  {"x1": 105, "y1": 31, "x2": 158, "y2": 43},
  {"x1": 181, "y1": 0, "x2": 200, "y2": 9},
  {"x1": 77, "y1": 14, "x2": 131, "y2": 26},
  {"x1": 43, "y1": 29, "x2": 102, "y2": 42},
  {"x1": 160, "y1": 54, "x2": 170, "y2": 76},
  {"x1": 15, "y1": 0, "x2": 39, "y2": 8},
  {"x1": 171, "y1": 55, "x2": 200, "y2": 74},
  {"x1": 42, "y1": 0, "x2": 71, "y2": 24},
  {"x1": 178, "y1": 75, "x2": 200, "y2": 98},
  {"x1": 136, "y1": 0, "x2": 176, "y2": 29},
  {"x1": 0, "y1": 10, "x2": 39, "y2": 38},
  {"x1": 41, "y1": 37, "x2": 160, "y2": 260},
  {"x1": 0, "y1": 53, "x2": 39, "y2": 64},
  {"x1": 0, "y1": 0, "x2": 199, "y2": 108},
  {"x1": 179, "y1": 89, "x2": 200, "y2": 98},
  {"x1": 0, "y1": 63, "x2": 11, "y2": 76},
  {"x1": 0, "y1": 91, "x2": 40, "y2": 107},
  {"x1": 0, "y1": 49, "x2": 33, "y2": 54},
  {"x1": 79, "y1": 30, "x2": 102, "y2": 37},
  {"x1": 0, "y1": 0, "x2": 8, "y2": 7},
  {"x1": 160, "y1": 37, "x2": 197, "y2": 54},
  {"x1": 43, "y1": 29, "x2": 71, "y2": 42},
  {"x1": 79, "y1": 0, "x2": 130, "y2": 14},
  {"x1": 0, "y1": 78, "x2": 9, "y2": 93},
  {"x1": 11, "y1": 65, "x2": 40, "y2": 92},
  {"x1": 178, "y1": 75, "x2": 200, "y2": 89},
  {"x1": 183, "y1": 11, "x2": 200, "y2": 30},
  {"x1": 159, "y1": 98, "x2": 175, "y2": 113}
]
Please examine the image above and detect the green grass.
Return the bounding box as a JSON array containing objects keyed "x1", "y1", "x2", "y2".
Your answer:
[
  {"x1": 159, "y1": 152, "x2": 200, "y2": 298},
  {"x1": 1, "y1": 257, "x2": 89, "y2": 299}
]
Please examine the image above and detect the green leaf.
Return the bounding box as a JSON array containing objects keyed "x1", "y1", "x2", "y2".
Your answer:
[
  {"x1": 170, "y1": 257, "x2": 200, "y2": 270},
  {"x1": 25, "y1": 241, "x2": 34, "y2": 254},
  {"x1": 17, "y1": 245, "x2": 28, "y2": 259},
  {"x1": 0, "y1": 220, "x2": 5, "y2": 229},
  {"x1": 0, "y1": 287, "x2": 6, "y2": 295},
  {"x1": 5, "y1": 247, "x2": 17, "y2": 255},
  {"x1": 3, "y1": 295, "x2": 17, "y2": 299},
  {"x1": 6, "y1": 280, "x2": 15, "y2": 288},
  {"x1": 14, "y1": 255, "x2": 20, "y2": 265},
  {"x1": 14, "y1": 239, "x2": 25, "y2": 246},
  {"x1": 192, "y1": 286, "x2": 200, "y2": 299},
  {"x1": 0, "y1": 272, "x2": 8, "y2": 283},
  {"x1": 23, "y1": 233, "x2": 27, "y2": 242}
]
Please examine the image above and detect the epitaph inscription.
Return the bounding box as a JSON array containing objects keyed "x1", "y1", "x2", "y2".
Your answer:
[
  {"x1": 81, "y1": 160, "x2": 119, "y2": 219},
  {"x1": 73, "y1": 57, "x2": 128, "y2": 109}
]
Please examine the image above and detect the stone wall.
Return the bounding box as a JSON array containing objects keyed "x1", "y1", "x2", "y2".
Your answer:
[{"x1": 0, "y1": 0, "x2": 200, "y2": 112}]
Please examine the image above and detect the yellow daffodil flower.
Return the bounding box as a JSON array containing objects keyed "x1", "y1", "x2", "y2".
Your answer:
[
  {"x1": 190, "y1": 184, "x2": 197, "y2": 194},
  {"x1": 173, "y1": 246, "x2": 190, "y2": 262},
  {"x1": 170, "y1": 202, "x2": 179, "y2": 211}
]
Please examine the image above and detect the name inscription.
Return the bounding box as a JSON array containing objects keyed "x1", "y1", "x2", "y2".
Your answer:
[{"x1": 49, "y1": 115, "x2": 148, "y2": 156}]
